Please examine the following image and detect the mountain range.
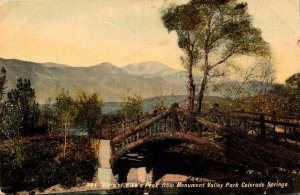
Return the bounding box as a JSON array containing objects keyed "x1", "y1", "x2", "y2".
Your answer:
[{"x1": 0, "y1": 58, "x2": 187, "y2": 103}]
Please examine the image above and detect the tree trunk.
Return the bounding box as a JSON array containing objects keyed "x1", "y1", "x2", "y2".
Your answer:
[
  {"x1": 197, "y1": 72, "x2": 208, "y2": 113},
  {"x1": 197, "y1": 45, "x2": 210, "y2": 113},
  {"x1": 63, "y1": 124, "x2": 67, "y2": 158},
  {"x1": 187, "y1": 61, "x2": 195, "y2": 113}
]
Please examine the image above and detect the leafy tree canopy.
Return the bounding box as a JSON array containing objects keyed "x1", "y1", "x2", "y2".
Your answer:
[
  {"x1": 0, "y1": 67, "x2": 6, "y2": 102},
  {"x1": 53, "y1": 89, "x2": 77, "y2": 158},
  {"x1": 119, "y1": 95, "x2": 143, "y2": 120},
  {"x1": 163, "y1": 0, "x2": 269, "y2": 64},
  {"x1": 6, "y1": 78, "x2": 39, "y2": 135},
  {"x1": 285, "y1": 73, "x2": 300, "y2": 89},
  {"x1": 75, "y1": 92, "x2": 103, "y2": 130},
  {"x1": 162, "y1": 0, "x2": 270, "y2": 112},
  {"x1": 54, "y1": 89, "x2": 77, "y2": 129}
]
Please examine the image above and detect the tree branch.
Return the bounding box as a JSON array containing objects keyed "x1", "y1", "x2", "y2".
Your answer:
[{"x1": 211, "y1": 48, "x2": 236, "y2": 69}]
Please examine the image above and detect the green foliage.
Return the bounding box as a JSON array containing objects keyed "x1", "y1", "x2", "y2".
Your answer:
[
  {"x1": 0, "y1": 67, "x2": 6, "y2": 139},
  {"x1": 0, "y1": 137, "x2": 97, "y2": 194},
  {"x1": 74, "y1": 92, "x2": 103, "y2": 130},
  {"x1": 53, "y1": 89, "x2": 77, "y2": 157},
  {"x1": 39, "y1": 91, "x2": 104, "y2": 136},
  {"x1": 101, "y1": 113, "x2": 123, "y2": 126},
  {"x1": 0, "y1": 100, "x2": 23, "y2": 139},
  {"x1": 162, "y1": 3, "x2": 200, "y2": 112},
  {"x1": 162, "y1": 0, "x2": 270, "y2": 112},
  {"x1": 285, "y1": 73, "x2": 300, "y2": 116},
  {"x1": 161, "y1": 2, "x2": 200, "y2": 59},
  {"x1": 240, "y1": 72, "x2": 300, "y2": 116},
  {"x1": 54, "y1": 89, "x2": 77, "y2": 131},
  {"x1": 56, "y1": 138, "x2": 97, "y2": 186},
  {"x1": 38, "y1": 98, "x2": 60, "y2": 135},
  {"x1": 5, "y1": 78, "x2": 40, "y2": 136},
  {"x1": 245, "y1": 95, "x2": 291, "y2": 116},
  {"x1": 286, "y1": 73, "x2": 300, "y2": 89},
  {"x1": 0, "y1": 67, "x2": 6, "y2": 102},
  {"x1": 119, "y1": 95, "x2": 143, "y2": 120},
  {"x1": 1, "y1": 75, "x2": 41, "y2": 139}
]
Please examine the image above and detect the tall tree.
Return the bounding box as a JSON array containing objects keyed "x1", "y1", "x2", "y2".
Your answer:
[
  {"x1": 119, "y1": 95, "x2": 143, "y2": 120},
  {"x1": 0, "y1": 67, "x2": 7, "y2": 138},
  {"x1": 74, "y1": 92, "x2": 103, "y2": 131},
  {"x1": 54, "y1": 90, "x2": 77, "y2": 158},
  {"x1": 162, "y1": 0, "x2": 270, "y2": 113},
  {"x1": 162, "y1": 4, "x2": 200, "y2": 112},
  {"x1": 0, "y1": 100, "x2": 23, "y2": 139},
  {"x1": 39, "y1": 98, "x2": 60, "y2": 135},
  {"x1": 285, "y1": 73, "x2": 300, "y2": 115},
  {"x1": 0, "y1": 67, "x2": 6, "y2": 103},
  {"x1": 0, "y1": 69, "x2": 23, "y2": 140},
  {"x1": 6, "y1": 78, "x2": 39, "y2": 135}
]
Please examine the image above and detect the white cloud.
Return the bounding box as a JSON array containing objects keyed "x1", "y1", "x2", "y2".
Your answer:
[{"x1": 104, "y1": 21, "x2": 120, "y2": 29}]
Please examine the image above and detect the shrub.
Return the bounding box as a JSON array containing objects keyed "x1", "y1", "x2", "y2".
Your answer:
[{"x1": 0, "y1": 136, "x2": 97, "y2": 193}]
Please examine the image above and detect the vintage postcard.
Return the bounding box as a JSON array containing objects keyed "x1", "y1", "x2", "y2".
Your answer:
[{"x1": 0, "y1": 0, "x2": 299, "y2": 194}]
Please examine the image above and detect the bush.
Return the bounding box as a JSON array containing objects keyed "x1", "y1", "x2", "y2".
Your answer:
[
  {"x1": 245, "y1": 95, "x2": 292, "y2": 116},
  {"x1": 119, "y1": 95, "x2": 143, "y2": 120},
  {"x1": 0, "y1": 136, "x2": 97, "y2": 193}
]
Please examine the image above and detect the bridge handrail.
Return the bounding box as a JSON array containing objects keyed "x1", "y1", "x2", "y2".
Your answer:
[
  {"x1": 228, "y1": 110, "x2": 300, "y2": 121},
  {"x1": 263, "y1": 119, "x2": 300, "y2": 128},
  {"x1": 101, "y1": 112, "x2": 161, "y2": 129},
  {"x1": 199, "y1": 111, "x2": 300, "y2": 144},
  {"x1": 98, "y1": 110, "x2": 167, "y2": 139},
  {"x1": 111, "y1": 104, "x2": 185, "y2": 153},
  {"x1": 111, "y1": 106, "x2": 174, "y2": 145},
  {"x1": 201, "y1": 111, "x2": 300, "y2": 128}
]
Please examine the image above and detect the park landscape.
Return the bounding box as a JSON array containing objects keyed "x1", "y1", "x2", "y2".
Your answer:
[{"x1": 0, "y1": 0, "x2": 300, "y2": 194}]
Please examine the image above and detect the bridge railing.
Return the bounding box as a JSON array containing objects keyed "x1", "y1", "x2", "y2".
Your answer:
[
  {"x1": 175, "y1": 107, "x2": 202, "y2": 133},
  {"x1": 98, "y1": 111, "x2": 164, "y2": 139},
  {"x1": 200, "y1": 111, "x2": 300, "y2": 143},
  {"x1": 111, "y1": 107, "x2": 174, "y2": 152},
  {"x1": 229, "y1": 110, "x2": 300, "y2": 123},
  {"x1": 200, "y1": 112, "x2": 260, "y2": 133},
  {"x1": 110, "y1": 104, "x2": 206, "y2": 153}
]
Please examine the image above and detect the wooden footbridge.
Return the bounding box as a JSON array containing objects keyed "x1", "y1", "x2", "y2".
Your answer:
[{"x1": 96, "y1": 103, "x2": 300, "y2": 184}]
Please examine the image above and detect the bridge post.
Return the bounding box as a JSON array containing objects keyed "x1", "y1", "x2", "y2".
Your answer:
[
  {"x1": 225, "y1": 118, "x2": 231, "y2": 127},
  {"x1": 259, "y1": 115, "x2": 266, "y2": 140},
  {"x1": 97, "y1": 139, "x2": 116, "y2": 188},
  {"x1": 170, "y1": 103, "x2": 179, "y2": 129}
]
